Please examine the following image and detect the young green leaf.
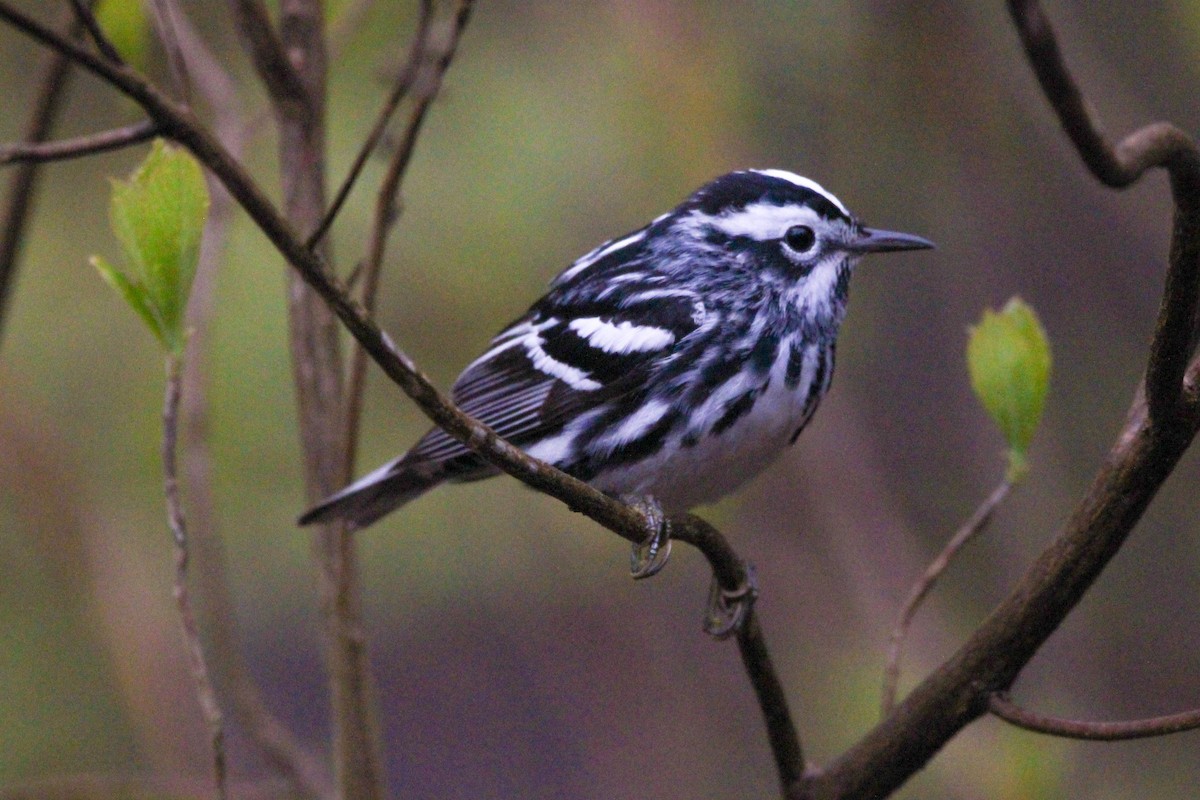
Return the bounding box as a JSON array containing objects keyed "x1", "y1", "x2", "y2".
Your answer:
[
  {"x1": 967, "y1": 297, "x2": 1051, "y2": 481},
  {"x1": 93, "y1": 140, "x2": 210, "y2": 355}
]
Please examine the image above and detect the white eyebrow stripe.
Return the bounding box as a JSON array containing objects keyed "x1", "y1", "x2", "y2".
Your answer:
[
  {"x1": 568, "y1": 317, "x2": 676, "y2": 354},
  {"x1": 707, "y1": 203, "x2": 825, "y2": 242},
  {"x1": 752, "y1": 169, "x2": 850, "y2": 217}
]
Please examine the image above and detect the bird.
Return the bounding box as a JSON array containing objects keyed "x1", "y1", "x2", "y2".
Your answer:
[{"x1": 299, "y1": 169, "x2": 933, "y2": 531}]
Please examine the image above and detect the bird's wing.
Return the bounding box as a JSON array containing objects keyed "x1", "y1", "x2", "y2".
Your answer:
[{"x1": 405, "y1": 283, "x2": 706, "y2": 467}]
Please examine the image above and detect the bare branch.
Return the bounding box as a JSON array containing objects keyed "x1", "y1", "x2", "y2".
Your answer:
[
  {"x1": 989, "y1": 692, "x2": 1200, "y2": 741},
  {"x1": 163, "y1": 356, "x2": 229, "y2": 800},
  {"x1": 1008, "y1": 0, "x2": 1200, "y2": 423},
  {"x1": 0, "y1": 120, "x2": 158, "y2": 166},
  {"x1": 68, "y1": 0, "x2": 124, "y2": 64},
  {"x1": 306, "y1": 0, "x2": 434, "y2": 250},
  {"x1": 880, "y1": 480, "x2": 1013, "y2": 715}
]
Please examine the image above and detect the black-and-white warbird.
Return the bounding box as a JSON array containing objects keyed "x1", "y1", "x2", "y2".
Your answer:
[{"x1": 300, "y1": 169, "x2": 932, "y2": 530}]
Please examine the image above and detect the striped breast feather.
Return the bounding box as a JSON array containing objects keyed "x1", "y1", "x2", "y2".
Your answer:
[{"x1": 406, "y1": 289, "x2": 706, "y2": 467}]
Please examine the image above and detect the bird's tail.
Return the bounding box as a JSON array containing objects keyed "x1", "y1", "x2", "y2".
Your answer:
[{"x1": 297, "y1": 456, "x2": 443, "y2": 530}]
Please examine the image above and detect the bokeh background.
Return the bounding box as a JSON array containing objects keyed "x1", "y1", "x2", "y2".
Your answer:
[{"x1": 3, "y1": 1, "x2": 1200, "y2": 797}]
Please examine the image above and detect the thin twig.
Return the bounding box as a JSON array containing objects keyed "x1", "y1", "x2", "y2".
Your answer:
[
  {"x1": 342, "y1": 0, "x2": 470, "y2": 473},
  {"x1": 989, "y1": 692, "x2": 1200, "y2": 741},
  {"x1": 0, "y1": 120, "x2": 158, "y2": 166},
  {"x1": 69, "y1": 0, "x2": 124, "y2": 63},
  {"x1": 163, "y1": 355, "x2": 228, "y2": 800},
  {"x1": 880, "y1": 480, "x2": 1013, "y2": 716},
  {"x1": 306, "y1": 0, "x2": 434, "y2": 250}
]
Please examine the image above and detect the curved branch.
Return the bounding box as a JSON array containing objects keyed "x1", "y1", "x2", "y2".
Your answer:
[
  {"x1": 1008, "y1": 0, "x2": 1200, "y2": 422},
  {"x1": 343, "y1": 0, "x2": 471, "y2": 473},
  {"x1": 989, "y1": 692, "x2": 1200, "y2": 741}
]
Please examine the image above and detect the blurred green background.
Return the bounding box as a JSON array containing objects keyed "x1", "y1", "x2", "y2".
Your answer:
[{"x1": 3, "y1": 1, "x2": 1200, "y2": 797}]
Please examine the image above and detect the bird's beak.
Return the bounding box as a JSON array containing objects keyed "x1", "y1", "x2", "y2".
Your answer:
[{"x1": 846, "y1": 227, "x2": 935, "y2": 254}]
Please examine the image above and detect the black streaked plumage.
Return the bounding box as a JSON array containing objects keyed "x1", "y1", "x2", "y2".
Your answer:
[{"x1": 299, "y1": 169, "x2": 932, "y2": 529}]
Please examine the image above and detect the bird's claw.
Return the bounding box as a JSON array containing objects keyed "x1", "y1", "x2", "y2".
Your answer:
[
  {"x1": 625, "y1": 495, "x2": 672, "y2": 579},
  {"x1": 704, "y1": 563, "x2": 758, "y2": 639}
]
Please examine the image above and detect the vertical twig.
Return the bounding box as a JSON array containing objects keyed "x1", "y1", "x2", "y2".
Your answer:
[{"x1": 163, "y1": 355, "x2": 229, "y2": 800}]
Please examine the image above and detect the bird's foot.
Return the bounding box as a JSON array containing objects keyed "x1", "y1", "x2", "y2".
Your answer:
[
  {"x1": 704, "y1": 563, "x2": 758, "y2": 639},
  {"x1": 623, "y1": 495, "x2": 672, "y2": 579}
]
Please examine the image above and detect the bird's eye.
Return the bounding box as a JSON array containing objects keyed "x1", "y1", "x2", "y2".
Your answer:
[{"x1": 783, "y1": 225, "x2": 816, "y2": 253}]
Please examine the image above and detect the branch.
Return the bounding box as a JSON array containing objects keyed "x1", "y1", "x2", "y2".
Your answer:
[
  {"x1": 0, "y1": 3, "x2": 801, "y2": 790},
  {"x1": 147, "y1": 0, "x2": 192, "y2": 103},
  {"x1": 989, "y1": 692, "x2": 1200, "y2": 741},
  {"x1": 880, "y1": 479, "x2": 1013, "y2": 715},
  {"x1": 1008, "y1": 0, "x2": 1200, "y2": 423},
  {"x1": 0, "y1": 120, "x2": 158, "y2": 166},
  {"x1": 163, "y1": 356, "x2": 229, "y2": 800}
]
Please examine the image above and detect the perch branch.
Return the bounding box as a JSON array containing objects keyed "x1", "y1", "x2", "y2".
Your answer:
[{"x1": 0, "y1": 1, "x2": 801, "y2": 787}]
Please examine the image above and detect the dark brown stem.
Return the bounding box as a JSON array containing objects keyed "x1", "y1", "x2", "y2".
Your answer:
[
  {"x1": 880, "y1": 480, "x2": 1013, "y2": 715},
  {"x1": 989, "y1": 692, "x2": 1200, "y2": 741},
  {"x1": 163, "y1": 355, "x2": 228, "y2": 800},
  {"x1": 262, "y1": 0, "x2": 387, "y2": 795},
  {"x1": 147, "y1": 0, "x2": 192, "y2": 104},
  {"x1": 0, "y1": 120, "x2": 158, "y2": 166}
]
